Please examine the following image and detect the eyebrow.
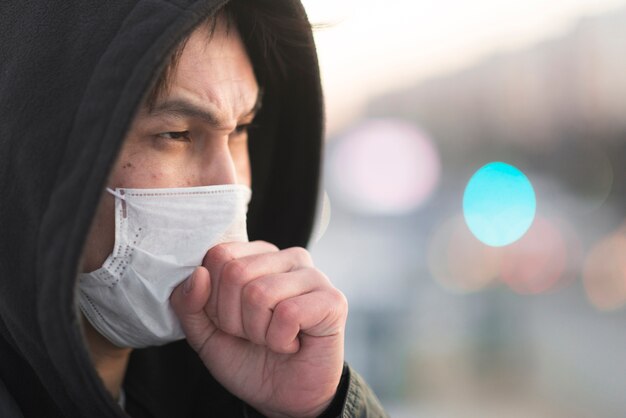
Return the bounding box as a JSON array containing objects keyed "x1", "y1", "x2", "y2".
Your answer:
[{"x1": 148, "y1": 88, "x2": 263, "y2": 128}]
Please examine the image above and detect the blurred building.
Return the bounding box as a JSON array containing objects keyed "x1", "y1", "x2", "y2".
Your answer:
[{"x1": 367, "y1": 6, "x2": 626, "y2": 153}]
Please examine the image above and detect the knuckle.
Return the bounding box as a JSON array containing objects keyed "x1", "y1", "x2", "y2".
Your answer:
[
  {"x1": 334, "y1": 288, "x2": 348, "y2": 307},
  {"x1": 310, "y1": 268, "x2": 331, "y2": 285},
  {"x1": 301, "y1": 267, "x2": 332, "y2": 288},
  {"x1": 287, "y1": 246, "x2": 312, "y2": 265},
  {"x1": 329, "y1": 288, "x2": 349, "y2": 318},
  {"x1": 221, "y1": 259, "x2": 249, "y2": 285},
  {"x1": 205, "y1": 243, "x2": 235, "y2": 266},
  {"x1": 275, "y1": 300, "x2": 300, "y2": 325},
  {"x1": 242, "y1": 281, "x2": 271, "y2": 308}
]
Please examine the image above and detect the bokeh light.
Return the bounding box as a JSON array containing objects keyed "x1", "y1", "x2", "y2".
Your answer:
[
  {"x1": 463, "y1": 162, "x2": 536, "y2": 247},
  {"x1": 499, "y1": 216, "x2": 568, "y2": 295},
  {"x1": 428, "y1": 215, "x2": 501, "y2": 293},
  {"x1": 583, "y1": 231, "x2": 626, "y2": 311},
  {"x1": 329, "y1": 118, "x2": 441, "y2": 215}
]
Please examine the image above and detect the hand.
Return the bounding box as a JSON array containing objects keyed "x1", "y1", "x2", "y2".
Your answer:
[{"x1": 170, "y1": 241, "x2": 348, "y2": 418}]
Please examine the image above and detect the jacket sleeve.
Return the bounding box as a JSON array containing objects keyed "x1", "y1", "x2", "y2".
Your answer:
[
  {"x1": 243, "y1": 363, "x2": 389, "y2": 418},
  {"x1": 334, "y1": 365, "x2": 389, "y2": 418}
]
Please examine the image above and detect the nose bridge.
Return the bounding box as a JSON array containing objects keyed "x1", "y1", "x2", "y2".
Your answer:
[{"x1": 199, "y1": 136, "x2": 237, "y2": 186}]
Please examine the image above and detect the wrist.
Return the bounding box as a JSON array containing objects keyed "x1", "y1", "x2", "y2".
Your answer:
[{"x1": 245, "y1": 364, "x2": 350, "y2": 418}]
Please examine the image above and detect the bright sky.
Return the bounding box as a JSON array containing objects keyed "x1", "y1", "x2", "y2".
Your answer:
[{"x1": 300, "y1": 0, "x2": 626, "y2": 135}]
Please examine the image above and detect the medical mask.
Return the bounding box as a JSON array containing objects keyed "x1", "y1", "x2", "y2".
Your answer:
[{"x1": 78, "y1": 184, "x2": 251, "y2": 348}]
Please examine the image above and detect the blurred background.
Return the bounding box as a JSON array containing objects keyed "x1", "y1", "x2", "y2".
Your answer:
[{"x1": 299, "y1": 1, "x2": 626, "y2": 416}]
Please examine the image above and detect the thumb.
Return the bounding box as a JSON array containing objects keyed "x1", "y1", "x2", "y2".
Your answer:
[{"x1": 170, "y1": 266, "x2": 215, "y2": 347}]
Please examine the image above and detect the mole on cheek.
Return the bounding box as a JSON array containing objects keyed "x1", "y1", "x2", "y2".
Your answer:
[{"x1": 122, "y1": 162, "x2": 133, "y2": 169}]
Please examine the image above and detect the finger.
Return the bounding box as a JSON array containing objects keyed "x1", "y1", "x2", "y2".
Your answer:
[
  {"x1": 203, "y1": 240, "x2": 279, "y2": 325},
  {"x1": 241, "y1": 268, "x2": 329, "y2": 345},
  {"x1": 169, "y1": 266, "x2": 215, "y2": 351},
  {"x1": 265, "y1": 288, "x2": 348, "y2": 354},
  {"x1": 202, "y1": 240, "x2": 280, "y2": 269},
  {"x1": 217, "y1": 247, "x2": 316, "y2": 337}
]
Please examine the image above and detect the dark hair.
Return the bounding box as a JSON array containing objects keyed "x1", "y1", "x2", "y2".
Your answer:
[{"x1": 145, "y1": 0, "x2": 315, "y2": 109}]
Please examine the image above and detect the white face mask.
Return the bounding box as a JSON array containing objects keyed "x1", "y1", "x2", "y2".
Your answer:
[{"x1": 78, "y1": 184, "x2": 251, "y2": 348}]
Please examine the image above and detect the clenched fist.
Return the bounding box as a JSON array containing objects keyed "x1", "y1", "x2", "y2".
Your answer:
[{"x1": 170, "y1": 241, "x2": 348, "y2": 418}]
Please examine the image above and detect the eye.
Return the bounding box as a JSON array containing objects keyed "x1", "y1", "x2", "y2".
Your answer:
[
  {"x1": 157, "y1": 131, "x2": 191, "y2": 141},
  {"x1": 233, "y1": 123, "x2": 257, "y2": 135}
]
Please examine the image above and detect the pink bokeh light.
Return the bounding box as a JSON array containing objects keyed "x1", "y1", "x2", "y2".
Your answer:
[{"x1": 330, "y1": 118, "x2": 441, "y2": 215}]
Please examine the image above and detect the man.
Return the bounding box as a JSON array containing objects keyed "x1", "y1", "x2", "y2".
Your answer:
[{"x1": 0, "y1": 0, "x2": 388, "y2": 417}]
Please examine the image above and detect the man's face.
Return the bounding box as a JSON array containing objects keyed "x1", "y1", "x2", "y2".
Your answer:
[{"x1": 82, "y1": 17, "x2": 260, "y2": 272}]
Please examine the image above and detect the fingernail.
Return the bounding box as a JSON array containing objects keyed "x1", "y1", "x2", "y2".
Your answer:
[{"x1": 183, "y1": 270, "x2": 196, "y2": 295}]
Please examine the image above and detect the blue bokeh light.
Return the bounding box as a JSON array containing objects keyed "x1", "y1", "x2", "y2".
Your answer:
[{"x1": 463, "y1": 162, "x2": 536, "y2": 247}]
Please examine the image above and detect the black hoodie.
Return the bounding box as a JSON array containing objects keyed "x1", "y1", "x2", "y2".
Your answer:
[{"x1": 0, "y1": 0, "x2": 388, "y2": 417}]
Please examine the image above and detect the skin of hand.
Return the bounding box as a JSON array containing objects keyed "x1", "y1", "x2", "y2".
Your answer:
[{"x1": 170, "y1": 240, "x2": 348, "y2": 418}]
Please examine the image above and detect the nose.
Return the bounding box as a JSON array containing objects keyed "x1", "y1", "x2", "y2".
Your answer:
[{"x1": 197, "y1": 139, "x2": 238, "y2": 186}]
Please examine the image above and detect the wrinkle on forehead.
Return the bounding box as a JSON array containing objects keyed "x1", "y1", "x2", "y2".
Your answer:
[{"x1": 164, "y1": 17, "x2": 258, "y2": 124}]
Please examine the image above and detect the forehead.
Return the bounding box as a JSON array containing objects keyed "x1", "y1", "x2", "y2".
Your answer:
[{"x1": 166, "y1": 17, "x2": 258, "y2": 114}]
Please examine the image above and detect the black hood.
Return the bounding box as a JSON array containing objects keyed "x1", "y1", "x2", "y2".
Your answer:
[{"x1": 0, "y1": 0, "x2": 323, "y2": 416}]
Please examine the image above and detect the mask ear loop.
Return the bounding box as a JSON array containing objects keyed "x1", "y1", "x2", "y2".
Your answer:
[
  {"x1": 106, "y1": 188, "x2": 128, "y2": 218},
  {"x1": 106, "y1": 187, "x2": 126, "y2": 200}
]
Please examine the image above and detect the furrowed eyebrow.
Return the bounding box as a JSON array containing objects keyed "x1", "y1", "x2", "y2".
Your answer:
[
  {"x1": 149, "y1": 88, "x2": 263, "y2": 128},
  {"x1": 150, "y1": 100, "x2": 222, "y2": 127}
]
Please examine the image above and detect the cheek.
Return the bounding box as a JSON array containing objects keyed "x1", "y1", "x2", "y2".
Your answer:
[
  {"x1": 108, "y1": 142, "x2": 145, "y2": 187},
  {"x1": 107, "y1": 141, "x2": 181, "y2": 188}
]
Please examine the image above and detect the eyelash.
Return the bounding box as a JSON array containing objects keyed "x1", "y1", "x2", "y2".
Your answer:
[
  {"x1": 157, "y1": 124, "x2": 256, "y2": 142},
  {"x1": 157, "y1": 131, "x2": 191, "y2": 141},
  {"x1": 234, "y1": 123, "x2": 256, "y2": 135}
]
